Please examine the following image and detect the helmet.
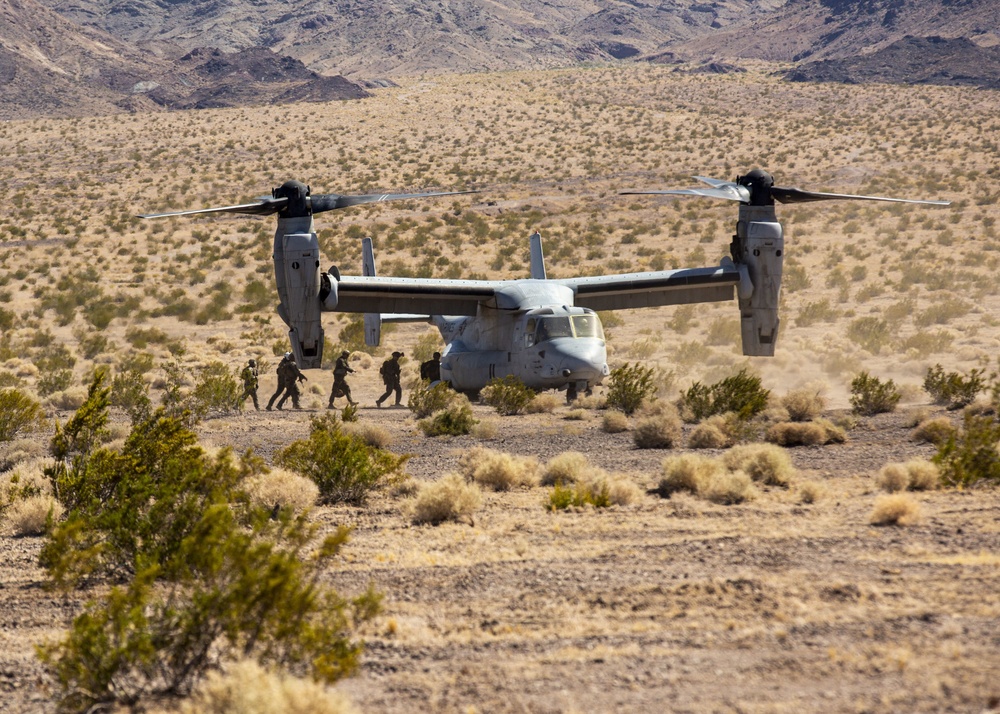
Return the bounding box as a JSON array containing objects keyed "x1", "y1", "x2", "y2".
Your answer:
[
  {"x1": 284, "y1": 352, "x2": 292, "y2": 360},
  {"x1": 248, "y1": 359, "x2": 256, "y2": 367},
  {"x1": 392, "y1": 351, "x2": 403, "y2": 358},
  {"x1": 341, "y1": 351, "x2": 349, "y2": 357}
]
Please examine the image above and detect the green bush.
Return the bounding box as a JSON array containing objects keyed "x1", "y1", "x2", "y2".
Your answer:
[
  {"x1": 932, "y1": 413, "x2": 1000, "y2": 488},
  {"x1": 678, "y1": 368, "x2": 770, "y2": 423},
  {"x1": 850, "y1": 371, "x2": 901, "y2": 416},
  {"x1": 923, "y1": 364, "x2": 986, "y2": 410},
  {"x1": 276, "y1": 413, "x2": 408, "y2": 504},
  {"x1": 188, "y1": 362, "x2": 241, "y2": 418},
  {"x1": 605, "y1": 362, "x2": 655, "y2": 416},
  {"x1": 847, "y1": 316, "x2": 892, "y2": 354},
  {"x1": 408, "y1": 382, "x2": 460, "y2": 418},
  {"x1": 0, "y1": 388, "x2": 45, "y2": 442},
  {"x1": 481, "y1": 376, "x2": 535, "y2": 416},
  {"x1": 110, "y1": 369, "x2": 152, "y2": 425},
  {"x1": 547, "y1": 481, "x2": 611, "y2": 510},
  {"x1": 418, "y1": 400, "x2": 477, "y2": 436}
]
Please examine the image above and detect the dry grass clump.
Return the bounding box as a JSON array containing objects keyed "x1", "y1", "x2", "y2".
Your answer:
[
  {"x1": 912, "y1": 417, "x2": 956, "y2": 445},
  {"x1": 411, "y1": 473, "x2": 483, "y2": 525},
  {"x1": 175, "y1": 659, "x2": 356, "y2": 714},
  {"x1": 0, "y1": 439, "x2": 47, "y2": 468},
  {"x1": 869, "y1": 494, "x2": 921, "y2": 526},
  {"x1": 1, "y1": 458, "x2": 53, "y2": 499},
  {"x1": 45, "y1": 387, "x2": 88, "y2": 411},
  {"x1": 633, "y1": 402, "x2": 683, "y2": 449},
  {"x1": 798, "y1": 480, "x2": 827, "y2": 504},
  {"x1": 4, "y1": 495, "x2": 63, "y2": 536},
  {"x1": 700, "y1": 470, "x2": 755, "y2": 505},
  {"x1": 876, "y1": 460, "x2": 940, "y2": 492},
  {"x1": 657, "y1": 453, "x2": 756, "y2": 504},
  {"x1": 471, "y1": 419, "x2": 498, "y2": 439},
  {"x1": 542, "y1": 451, "x2": 591, "y2": 486},
  {"x1": 242, "y1": 468, "x2": 319, "y2": 513},
  {"x1": 766, "y1": 418, "x2": 846, "y2": 447},
  {"x1": 525, "y1": 393, "x2": 561, "y2": 414},
  {"x1": 458, "y1": 446, "x2": 540, "y2": 491},
  {"x1": 688, "y1": 415, "x2": 730, "y2": 449},
  {"x1": 781, "y1": 388, "x2": 827, "y2": 422},
  {"x1": 721, "y1": 443, "x2": 796, "y2": 487},
  {"x1": 601, "y1": 410, "x2": 629, "y2": 433},
  {"x1": 341, "y1": 421, "x2": 394, "y2": 448}
]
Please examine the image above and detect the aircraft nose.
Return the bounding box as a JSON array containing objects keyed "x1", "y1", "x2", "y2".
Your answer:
[{"x1": 554, "y1": 341, "x2": 607, "y2": 381}]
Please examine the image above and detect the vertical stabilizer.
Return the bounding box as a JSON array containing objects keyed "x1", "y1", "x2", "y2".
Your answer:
[
  {"x1": 529, "y1": 231, "x2": 547, "y2": 280},
  {"x1": 361, "y1": 237, "x2": 382, "y2": 346}
]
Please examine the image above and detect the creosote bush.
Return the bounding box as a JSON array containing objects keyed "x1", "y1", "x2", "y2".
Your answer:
[
  {"x1": 408, "y1": 382, "x2": 459, "y2": 418},
  {"x1": 850, "y1": 371, "x2": 901, "y2": 416},
  {"x1": 923, "y1": 364, "x2": 986, "y2": 410},
  {"x1": 481, "y1": 375, "x2": 535, "y2": 416},
  {"x1": 411, "y1": 473, "x2": 482, "y2": 525},
  {"x1": 605, "y1": 362, "x2": 655, "y2": 415},
  {"x1": 678, "y1": 368, "x2": 769, "y2": 423},
  {"x1": 277, "y1": 413, "x2": 408, "y2": 504},
  {"x1": 932, "y1": 413, "x2": 1000, "y2": 487},
  {"x1": 418, "y1": 398, "x2": 477, "y2": 436},
  {"x1": 0, "y1": 388, "x2": 45, "y2": 442}
]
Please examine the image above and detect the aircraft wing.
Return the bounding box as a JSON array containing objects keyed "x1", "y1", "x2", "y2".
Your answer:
[
  {"x1": 333, "y1": 276, "x2": 502, "y2": 315},
  {"x1": 555, "y1": 265, "x2": 742, "y2": 311}
]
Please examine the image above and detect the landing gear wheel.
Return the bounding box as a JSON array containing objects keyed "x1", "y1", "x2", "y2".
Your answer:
[{"x1": 566, "y1": 383, "x2": 578, "y2": 403}]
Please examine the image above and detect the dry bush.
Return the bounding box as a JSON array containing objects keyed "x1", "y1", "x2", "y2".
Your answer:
[
  {"x1": 458, "y1": 447, "x2": 540, "y2": 491},
  {"x1": 471, "y1": 419, "x2": 498, "y2": 439},
  {"x1": 688, "y1": 415, "x2": 730, "y2": 449},
  {"x1": 781, "y1": 388, "x2": 827, "y2": 422},
  {"x1": 4, "y1": 495, "x2": 63, "y2": 536},
  {"x1": 798, "y1": 480, "x2": 827, "y2": 504},
  {"x1": 542, "y1": 451, "x2": 591, "y2": 486},
  {"x1": 722, "y1": 443, "x2": 796, "y2": 487},
  {"x1": 341, "y1": 421, "x2": 393, "y2": 449},
  {"x1": 46, "y1": 387, "x2": 88, "y2": 411},
  {"x1": 570, "y1": 469, "x2": 643, "y2": 507},
  {"x1": 563, "y1": 409, "x2": 587, "y2": 421},
  {"x1": 912, "y1": 417, "x2": 956, "y2": 445},
  {"x1": 765, "y1": 421, "x2": 826, "y2": 446},
  {"x1": 174, "y1": 659, "x2": 356, "y2": 714},
  {"x1": 574, "y1": 394, "x2": 604, "y2": 410},
  {"x1": 411, "y1": 473, "x2": 483, "y2": 525},
  {"x1": 0, "y1": 438, "x2": 47, "y2": 469},
  {"x1": 870, "y1": 494, "x2": 921, "y2": 526},
  {"x1": 701, "y1": 469, "x2": 755, "y2": 505},
  {"x1": 903, "y1": 406, "x2": 933, "y2": 428},
  {"x1": 601, "y1": 410, "x2": 629, "y2": 434},
  {"x1": 242, "y1": 468, "x2": 319, "y2": 513},
  {"x1": 657, "y1": 454, "x2": 722, "y2": 497},
  {"x1": 877, "y1": 460, "x2": 940, "y2": 492},
  {"x1": 525, "y1": 393, "x2": 560, "y2": 414},
  {"x1": 633, "y1": 406, "x2": 683, "y2": 449},
  {"x1": 1, "y1": 458, "x2": 53, "y2": 499}
]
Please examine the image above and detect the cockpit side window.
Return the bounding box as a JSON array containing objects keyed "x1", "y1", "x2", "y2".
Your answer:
[
  {"x1": 525, "y1": 318, "x2": 536, "y2": 347},
  {"x1": 535, "y1": 316, "x2": 572, "y2": 343},
  {"x1": 572, "y1": 314, "x2": 604, "y2": 340}
]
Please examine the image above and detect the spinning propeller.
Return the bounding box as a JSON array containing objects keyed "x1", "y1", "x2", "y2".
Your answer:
[
  {"x1": 621, "y1": 168, "x2": 950, "y2": 207},
  {"x1": 139, "y1": 179, "x2": 476, "y2": 219}
]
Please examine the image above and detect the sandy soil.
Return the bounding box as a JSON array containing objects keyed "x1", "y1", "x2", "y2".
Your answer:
[{"x1": 2, "y1": 380, "x2": 999, "y2": 713}]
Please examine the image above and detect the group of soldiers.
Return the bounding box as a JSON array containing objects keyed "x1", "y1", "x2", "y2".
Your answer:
[{"x1": 236, "y1": 350, "x2": 442, "y2": 412}]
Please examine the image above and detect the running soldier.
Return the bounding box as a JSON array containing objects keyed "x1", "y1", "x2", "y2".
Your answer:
[
  {"x1": 376, "y1": 351, "x2": 404, "y2": 407},
  {"x1": 267, "y1": 352, "x2": 307, "y2": 410},
  {"x1": 237, "y1": 358, "x2": 259, "y2": 410},
  {"x1": 329, "y1": 350, "x2": 358, "y2": 408}
]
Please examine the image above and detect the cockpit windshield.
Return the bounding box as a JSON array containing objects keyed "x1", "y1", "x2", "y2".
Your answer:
[{"x1": 526, "y1": 314, "x2": 605, "y2": 345}]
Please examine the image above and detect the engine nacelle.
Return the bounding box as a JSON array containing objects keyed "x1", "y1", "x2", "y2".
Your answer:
[
  {"x1": 734, "y1": 219, "x2": 783, "y2": 357},
  {"x1": 274, "y1": 231, "x2": 325, "y2": 369}
]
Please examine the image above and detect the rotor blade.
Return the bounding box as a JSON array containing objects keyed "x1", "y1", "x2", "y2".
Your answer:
[
  {"x1": 772, "y1": 186, "x2": 950, "y2": 206},
  {"x1": 139, "y1": 198, "x2": 287, "y2": 219},
  {"x1": 620, "y1": 184, "x2": 750, "y2": 202},
  {"x1": 311, "y1": 189, "x2": 477, "y2": 214},
  {"x1": 693, "y1": 176, "x2": 740, "y2": 189}
]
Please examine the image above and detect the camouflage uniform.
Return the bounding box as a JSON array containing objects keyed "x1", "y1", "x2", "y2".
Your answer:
[
  {"x1": 376, "y1": 351, "x2": 404, "y2": 407},
  {"x1": 329, "y1": 351, "x2": 357, "y2": 407},
  {"x1": 237, "y1": 359, "x2": 259, "y2": 410},
  {"x1": 267, "y1": 353, "x2": 307, "y2": 410},
  {"x1": 420, "y1": 352, "x2": 441, "y2": 383}
]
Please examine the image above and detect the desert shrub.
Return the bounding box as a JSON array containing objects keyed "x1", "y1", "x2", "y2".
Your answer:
[
  {"x1": 411, "y1": 473, "x2": 482, "y2": 525},
  {"x1": 178, "y1": 659, "x2": 357, "y2": 714},
  {"x1": 877, "y1": 460, "x2": 940, "y2": 493},
  {"x1": 341, "y1": 421, "x2": 392, "y2": 449},
  {"x1": 781, "y1": 388, "x2": 826, "y2": 422},
  {"x1": 276, "y1": 414, "x2": 408, "y2": 504},
  {"x1": 678, "y1": 369, "x2": 769, "y2": 423},
  {"x1": 481, "y1": 376, "x2": 535, "y2": 416},
  {"x1": 700, "y1": 469, "x2": 755, "y2": 505},
  {"x1": 458, "y1": 446, "x2": 540, "y2": 490},
  {"x1": 657, "y1": 454, "x2": 721, "y2": 497},
  {"x1": 471, "y1": 419, "x2": 498, "y2": 439},
  {"x1": 188, "y1": 361, "x2": 241, "y2": 418},
  {"x1": 847, "y1": 316, "x2": 891, "y2": 354},
  {"x1": 4, "y1": 494, "x2": 63, "y2": 536},
  {"x1": 721, "y1": 443, "x2": 796, "y2": 487},
  {"x1": 408, "y1": 382, "x2": 460, "y2": 418},
  {"x1": 766, "y1": 420, "x2": 844, "y2": 447},
  {"x1": 605, "y1": 363, "x2": 655, "y2": 415},
  {"x1": 525, "y1": 392, "x2": 561, "y2": 414},
  {"x1": 912, "y1": 417, "x2": 956, "y2": 445},
  {"x1": 547, "y1": 480, "x2": 610, "y2": 510},
  {"x1": 932, "y1": 413, "x2": 1000, "y2": 487},
  {"x1": 579, "y1": 471, "x2": 642, "y2": 507},
  {"x1": 633, "y1": 410, "x2": 682, "y2": 449},
  {"x1": 850, "y1": 371, "x2": 901, "y2": 416},
  {"x1": 601, "y1": 410, "x2": 629, "y2": 434},
  {"x1": 923, "y1": 364, "x2": 986, "y2": 410},
  {"x1": 76, "y1": 330, "x2": 110, "y2": 359},
  {"x1": 541, "y1": 451, "x2": 591, "y2": 486},
  {"x1": 0, "y1": 388, "x2": 45, "y2": 442},
  {"x1": 798, "y1": 481, "x2": 827, "y2": 504},
  {"x1": 869, "y1": 494, "x2": 921, "y2": 526},
  {"x1": 796, "y1": 299, "x2": 836, "y2": 327},
  {"x1": 110, "y1": 369, "x2": 152, "y2": 424},
  {"x1": 341, "y1": 402, "x2": 359, "y2": 423},
  {"x1": 688, "y1": 415, "x2": 730, "y2": 449},
  {"x1": 37, "y1": 368, "x2": 73, "y2": 397},
  {"x1": 418, "y1": 400, "x2": 477, "y2": 436},
  {"x1": 242, "y1": 468, "x2": 319, "y2": 513}
]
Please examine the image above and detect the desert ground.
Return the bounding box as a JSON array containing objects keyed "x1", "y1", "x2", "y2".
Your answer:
[{"x1": 1, "y1": 64, "x2": 1000, "y2": 712}]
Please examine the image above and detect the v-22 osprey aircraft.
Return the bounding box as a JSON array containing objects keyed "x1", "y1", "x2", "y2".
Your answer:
[{"x1": 142, "y1": 173, "x2": 948, "y2": 399}]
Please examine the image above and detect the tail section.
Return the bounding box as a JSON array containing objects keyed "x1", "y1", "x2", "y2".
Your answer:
[
  {"x1": 529, "y1": 231, "x2": 547, "y2": 280},
  {"x1": 362, "y1": 236, "x2": 382, "y2": 346}
]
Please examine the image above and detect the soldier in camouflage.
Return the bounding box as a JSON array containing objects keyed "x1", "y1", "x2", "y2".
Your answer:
[
  {"x1": 237, "y1": 358, "x2": 259, "y2": 410},
  {"x1": 267, "y1": 352, "x2": 307, "y2": 410}
]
